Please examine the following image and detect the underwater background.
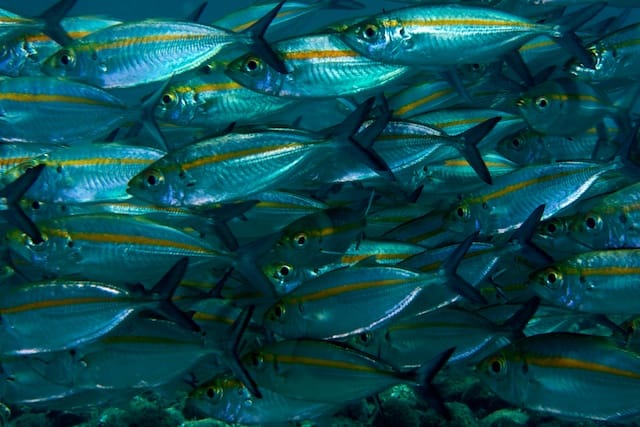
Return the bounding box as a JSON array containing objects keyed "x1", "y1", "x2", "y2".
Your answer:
[{"x1": 0, "y1": 0, "x2": 640, "y2": 427}]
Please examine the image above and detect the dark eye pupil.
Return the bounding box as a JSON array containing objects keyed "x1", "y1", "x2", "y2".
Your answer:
[
  {"x1": 162, "y1": 94, "x2": 172, "y2": 104},
  {"x1": 274, "y1": 306, "x2": 282, "y2": 317},
  {"x1": 365, "y1": 26, "x2": 376, "y2": 38},
  {"x1": 547, "y1": 273, "x2": 556, "y2": 283},
  {"x1": 206, "y1": 388, "x2": 214, "y2": 399},
  {"x1": 538, "y1": 98, "x2": 547, "y2": 108},
  {"x1": 147, "y1": 175, "x2": 157, "y2": 185},
  {"x1": 491, "y1": 360, "x2": 501, "y2": 373},
  {"x1": 31, "y1": 201, "x2": 40, "y2": 210},
  {"x1": 512, "y1": 138, "x2": 520, "y2": 148},
  {"x1": 546, "y1": 223, "x2": 556, "y2": 233},
  {"x1": 360, "y1": 333, "x2": 369, "y2": 342},
  {"x1": 456, "y1": 207, "x2": 464, "y2": 217},
  {"x1": 246, "y1": 60, "x2": 258, "y2": 71},
  {"x1": 472, "y1": 63, "x2": 480, "y2": 70},
  {"x1": 297, "y1": 236, "x2": 306, "y2": 245},
  {"x1": 60, "y1": 54, "x2": 70, "y2": 65},
  {"x1": 585, "y1": 217, "x2": 596, "y2": 229},
  {"x1": 280, "y1": 266, "x2": 289, "y2": 276}
]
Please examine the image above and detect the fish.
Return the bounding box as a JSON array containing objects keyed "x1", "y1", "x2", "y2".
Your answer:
[{"x1": 41, "y1": 2, "x2": 288, "y2": 88}]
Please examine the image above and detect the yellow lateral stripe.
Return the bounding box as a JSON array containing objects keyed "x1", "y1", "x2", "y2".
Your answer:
[
  {"x1": 340, "y1": 253, "x2": 410, "y2": 264},
  {"x1": 283, "y1": 49, "x2": 359, "y2": 60},
  {"x1": 25, "y1": 31, "x2": 92, "y2": 42},
  {"x1": 467, "y1": 169, "x2": 583, "y2": 204},
  {"x1": 395, "y1": 88, "x2": 453, "y2": 116},
  {"x1": 288, "y1": 277, "x2": 415, "y2": 303},
  {"x1": 45, "y1": 157, "x2": 153, "y2": 168},
  {"x1": 192, "y1": 312, "x2": 235, "y2": 324},
  {"x1": 191, "y1": 82, "x2": 242, "y2": 92},
  {"x1": 444, "y1": 159, "x2": 511, "y2": 168},
  {"x1": 400, "y1": 18, "x2": 537, "y2": 29},
  {"x1": 306, "y1": 220, "x2": 362, "y2": 239},
  {"x1": 526, "y1": 355, "x2": 640, "y2": 380},
  {"x1": 0, "y1": 296, "x2": 125, "y2": 314},
  {"x1": 563, "y1": 265, "x2": 640, "y2": 277},
  {"x1": 76, "y1": 33, "x2": 213, "y2": 52},
  {"x1": 45, "y1": 228, "x2": 213, "y2": 254},
  {"x1": 545, "y1": 93, "x2": 602, "y2": 104},
  {"x1": 519, "y1": 39, "x2": 555, "y2": 53},
  {"x1": 0, "y1": 92, "x2": 117, "y2": 107},
  {"x1": 261, "y1": 352, "x2": 380, "y2": 373},
  {"x1": 181, "y1": 143, "x2": 306, "y2": 171}
]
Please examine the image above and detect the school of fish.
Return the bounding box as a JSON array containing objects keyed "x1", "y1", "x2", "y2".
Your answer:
[{"x1": 0, "y1": 0, "x2": 639, "y2": 425}]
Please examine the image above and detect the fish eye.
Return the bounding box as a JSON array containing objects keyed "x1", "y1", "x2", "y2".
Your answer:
[
  {"x1": 57, "y1": 49, "x2": 75, "y2": 67},
  {"x1": 540, "y1": 218, "x2": 564, "y2": 237},
  {"x1": 358, "y1": 332, "x2": 372, "y2": 346},
  {"x1": 535, "y1": 96, "x2": 549, "y2": 110},
  {"x1": 142, "y1": 169, "x2": 164, "y2": 188},
  {"x1": 583, "y1": 213, "x2": 603, "y2": 232},
  {"x1": 510, "y1": 137, "x2": 524, "y2": 150},
  {"x1": 274, "y1": 264, "x2": 292, "y2": 280},
  {"x1": 454, "y1": 204, "x2": 470, "y2": 222},
  {"x1": 201, "y1": 63, "x2": 215, "y2": 74},
  {"x1": 205, "y1": 385, "x2": 223, "y2": 402},
  {"x1": 160, "y1": 91, "x2": 178, "y2": 107},
  {"x1": 362, "y1": 23, "x2": 378, "y2": 39},
  {"x1": 487, "y1": 355, "x2": 507, "y2": 376},
  {"x1": 542, "y1": 268, "x2": 563, "y2": 289},
  {"x1": 268, "y1": 302, "x2": 286, "y2": 321},
  {"x1": 31, "y1": 200, "x2": 40, "y2": 210},
  {"x1": 243, "y1": 57, "x2": 261, "y2": 73},
  {"x1": 293, "y1": 233, "x2": 307, "y2": 247}
]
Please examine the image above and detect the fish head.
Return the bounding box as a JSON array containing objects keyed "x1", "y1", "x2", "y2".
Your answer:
[
  {"x1": 5, "y1": 222, "x2": 73, "y2": 279},
  {"x1": 529, "y1": 265, "x2": 569, "y2": 306},
  {"x1": 340, "y1": 16, "x2": 402, "y2": 63},
  {"x1": 154, "y1": 84, "x2": 199, "y2": 126},
  {"x1": 496, "y1": 130, "x2": 538, "y2": 165},
  {"x1": 567, "y1": 210, "x2": 606, "y2": 249},
  {"x1": 476, "y1": 347, "x2": 529, "y2": 406},
  {"x1": 225, "y1": 54, "x2": 286, "y2": 96},
  {"x1": 127, "y1": 159, "x2": 183, "y2": 207},
  {"x1": 42, "y1": 46, "x2": 81, "y2": 79},
  {"x1": 263, "y1": 298, "x2": 305, "y2": 338},
  {"x1": 185, "y1": 375, "x2": 247, "y2": 422},
  {"x1": 261, "y1": 260, "x2": 304, "y2": 295},
  {"x1": 516, "y1": 83, "x2": 565, "y2": 135}
]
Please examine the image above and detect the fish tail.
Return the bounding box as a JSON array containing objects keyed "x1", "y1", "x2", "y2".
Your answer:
[
  {"x1": 454, "y1": 116, "x2": 501, "y2": 185},
  {"x1": 0, "y1": 164, "x2": 46, "y2": 245},
  {"x1": 185, "y1": 2, "x2": 208, "y2": 23},
  {"x1": 38, "y1": 0, "x2": 77, "y2": 46},
  {"x1": 240, "y1": 0, "x2": 288, "y2": 74},
  {"x1": 126, "y1": 79, "x2": 171, "y2": 151},
  {"x1": 151, "y1": 257, "x2": 201, "y2": 332},
  {"x1": 440, "y1": 231, "x2": 488, "y2": 305},
  {"x1": 499, "y1": 296, "x2": 541, "y2": 341},
  {"x1": 549, "y1": 3, "x2": 606, "y2": 70},
  {"x1": 508, "y1": 204, "x2": 554, "y2": 266},
  {"x1": 408, "y1": 347, "x2": 455, "y2": 420}
]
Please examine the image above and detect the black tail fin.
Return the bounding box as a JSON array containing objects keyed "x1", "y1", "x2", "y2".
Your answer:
[
  {"x1": 411, "y1": 347, "x2": 455, "y2": 420},
  {"x1": 499, "y1": 297, "x2": 540, "y2": 341},
  {"x1": 440, "y1": 232, "x2": 488, "y2": 305},
  {"x1": 1, "y1": 164, "x2": 46, "y2": 244},
  {"x1": 38, "y1": 0, "x2": 76, "y2": 46},
  {"x1": 126, "y1": 78, "x2": 171, "y2": 151},
  {"x1": 226, "y1": 305, "x2": 262, "y2": 398},
  {"x1": 150, "y1": 257, "x2": 201, "y2": 332},
  {"x1": 550, "y1": 3, "x2": 606, "y2": 70},
  {"x1": 454, "y1": 117, "x2": 501, "y2": 185},
  {"x1": 240, "y1": 1, "x2": 288, "y2": 74},
  {"x1": 508, "y1": 204, "x2": 554, "y2": 266}
]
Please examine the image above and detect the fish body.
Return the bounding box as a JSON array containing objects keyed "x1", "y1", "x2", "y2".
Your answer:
[{"x1": 477, "y1": 332, "x2": 640, "y2": 421}]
